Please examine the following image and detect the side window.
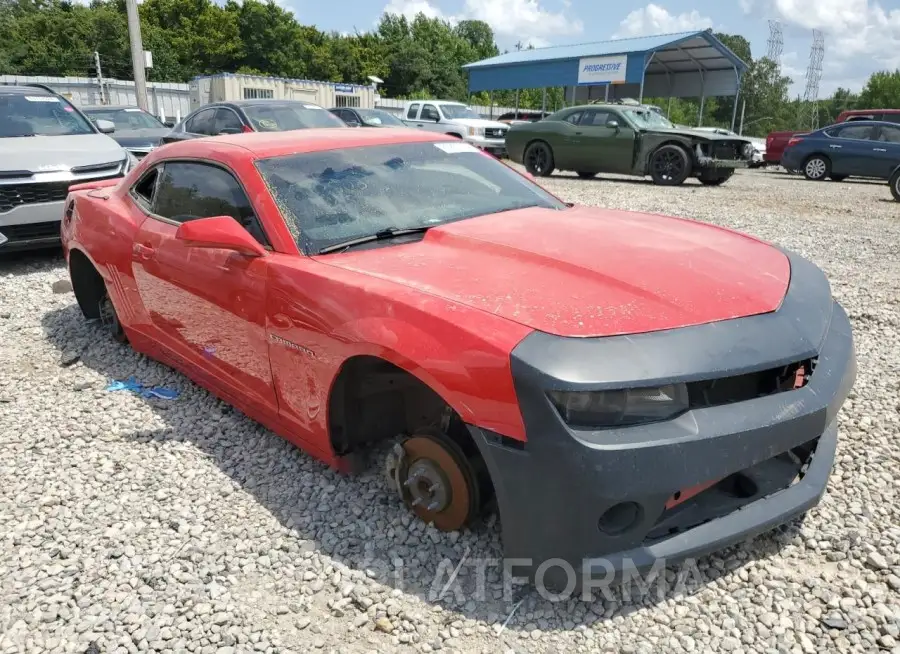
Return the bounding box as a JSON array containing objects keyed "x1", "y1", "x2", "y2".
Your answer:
[
  {"x1": 185, "y1": 109, "x2": 215, "y2": 135},
  {"x1": 883, "y1": 114, "x2": 900, "y2": 125},
  {"x1": 342, "y1": 110, "x2": 360, "y2": 125},
  {"x1": 406, "y1": 103, "x2": 420, "y2": 120},
  {"x1": 835, "y1": 124, "x2": 874, "y2": 140},
  {"x1": 563, "y1": 111, "x2": 583, "y2": 125},
  {"x1": 130, "y1": 167, "x2": 159, "y2": 209},
  {"x1": 421, "y1": 104, "x2": 440, "y2": 121},
  {"x1": 877, "y1": 125, "x2": 900, "y2": 144},
  {"x1": 151, "y1": 162, "x2": 269, "y2": 245},
  {"x1": 214, "y1": 108, "x2": 243, "y2": 134},
  {"x1": 582, "y1": 110, "x2": 613, "y2": 126}
]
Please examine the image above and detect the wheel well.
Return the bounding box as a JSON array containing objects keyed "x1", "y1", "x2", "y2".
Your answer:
[
  {"x1": 69, "y1": 249, "x2": 106, "y2": 320},
  {"x1": 328, "y1": 355, "x2": 476, "y2": 457},
  {"x1": 446, "y1": 132, "x2": 463, "y2": 139},
  {"x1": 804, "y1": 152, "x2": 831, "y2": 165}
]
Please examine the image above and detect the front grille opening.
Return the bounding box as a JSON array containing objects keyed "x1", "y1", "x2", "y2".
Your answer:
[
  {"x1": 2, "y1": 221, "x2": 61, "y2": 242},
  {"x1": 0, "y1": 174, "x2": 120, "y2": 213},
  {"x1": 687, "y1": 358, "x2": 815, "y2": 409},
  {"x1": 644, "y1": 436, "x2": 820, "y2": 543}
]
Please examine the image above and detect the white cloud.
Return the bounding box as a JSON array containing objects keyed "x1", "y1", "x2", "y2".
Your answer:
[
  {"x1": 380, "y1": 0, "x2": 582, "y2": 47},
  {"x1": 765, "y1": 0, "x2": 900, "y2": 79},
  {"x1": 614, "y1": 3, "x2": 713, "y2": 38}
]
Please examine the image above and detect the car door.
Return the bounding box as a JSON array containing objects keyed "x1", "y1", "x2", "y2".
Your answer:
[
  {"x1": 551, "y1": 110, "x2": 585, "y2": 168},
  {"x1": 213, "y1": 107, "x2": 245, "y2": 135},
  {"x1": 828, "y1": 123, "x2": 876, "y2": 177},
  {"x1": 868, "y1": 124, "x2": 900, "y2": 179},
  {"x1": 130, "y1": 160, "x2": 278, "y2": 410},
  {"x1": 419, "y1": 104, "x2": 443, "y2": 133},
  {"x1": 163, "y1": 107, "x2": 216, "y2": 143},
  {"x1": 572, "y1": 109, "x2": 635, "y2": 174},
  {"x1": 404, "y1": 103, "x2": 421, "y2": 127}
]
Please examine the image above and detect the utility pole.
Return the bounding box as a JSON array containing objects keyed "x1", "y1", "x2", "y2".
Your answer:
[
  {"x1": 125, "y1": 0, "x2": 149, "y2": 112},
  {"x1": 93, "y1": 51, "x2": 106, "y2": 105}
]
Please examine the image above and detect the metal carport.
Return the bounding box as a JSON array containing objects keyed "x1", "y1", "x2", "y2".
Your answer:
[{"x1": 462, "y1": 29, "x2": 749, "y2": 130}]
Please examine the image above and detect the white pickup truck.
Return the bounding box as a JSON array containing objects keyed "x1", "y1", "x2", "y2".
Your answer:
[{"x1": 400, "y1": 100, "x2": 509, "y2": 157}]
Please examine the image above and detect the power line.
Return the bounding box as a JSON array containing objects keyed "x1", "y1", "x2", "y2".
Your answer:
[
  {"x1": 801, "y1": 29, "x2": 825, "y2": 130},
  {"x1": 766, "y1": 20, "x2": 783, "y2": 67}
]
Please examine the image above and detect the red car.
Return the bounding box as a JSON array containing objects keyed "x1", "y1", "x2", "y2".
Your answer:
[{"x1": 61, "y1": 129, "x2": 856, "y2": 588}]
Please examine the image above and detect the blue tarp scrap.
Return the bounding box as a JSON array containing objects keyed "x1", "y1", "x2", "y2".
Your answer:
[{"x1": 106, "y1": 376, "x2": 179, "y2": 400}]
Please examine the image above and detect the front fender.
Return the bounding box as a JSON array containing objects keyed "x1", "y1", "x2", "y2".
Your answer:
[{"x1": 332, "y1": 316, "x2": 528, "y2": 440}]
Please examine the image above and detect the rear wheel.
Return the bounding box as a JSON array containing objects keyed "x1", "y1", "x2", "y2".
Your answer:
[
  {"x1": 890, "y1": 169, "x2": 900, "y2": 202},
  {"x1": 576, "y1": 171, "x2": 598, "y2": 179},
  {"x1": 523, "y1": 141, "x2": 555, "y2": 177},
  {"x1": 803, "y1": 155, "x2": 830, "y2": 181},
  {"x1": 70, "y1": 252, "x2": 126, "y2": 343},
  {"x1": 649, "y1": 144, "x2": 692, "y2": 185}
]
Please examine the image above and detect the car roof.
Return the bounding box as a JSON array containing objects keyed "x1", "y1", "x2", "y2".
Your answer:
[
  {"x1": 82, "y1": 104, "x2": 143, "y2": 111},
  {"x1": 160, "y1": 127, "x2": 454, "y2": 159},
  {"x1": 0, "y1": 85, "x2": 53, "y2": 96}
]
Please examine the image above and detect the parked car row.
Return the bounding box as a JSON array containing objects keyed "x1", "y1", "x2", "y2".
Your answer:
[{"x1": 769, "y1": 117, "x2": 900, "y2": 201}]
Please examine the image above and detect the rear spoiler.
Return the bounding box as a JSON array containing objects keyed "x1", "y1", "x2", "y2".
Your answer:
[{"x1": 68, "y1": 177, "x2": 122, "y2": 193}]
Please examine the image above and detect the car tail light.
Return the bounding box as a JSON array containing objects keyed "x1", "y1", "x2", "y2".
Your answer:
[
  {"x1": 241, "y1": 124, "x2": 253, "y2": 133},
  {"x1": 787, "y1": 136, "x2": 804, "y2": 147}
]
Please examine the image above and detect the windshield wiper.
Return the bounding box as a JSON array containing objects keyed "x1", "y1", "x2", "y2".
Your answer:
[{"x1": 317, "y1": 226, "x2": 432, "y2": 255}]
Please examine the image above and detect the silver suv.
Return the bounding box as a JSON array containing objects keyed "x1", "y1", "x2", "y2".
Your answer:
[{"x1": 0, "y1": 84, "x2": 137, "y2": 252}]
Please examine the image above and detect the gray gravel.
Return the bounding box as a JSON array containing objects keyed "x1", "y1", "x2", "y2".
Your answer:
[{"x1": 1, "y1": 166, "x2": 899, "y2": 654}]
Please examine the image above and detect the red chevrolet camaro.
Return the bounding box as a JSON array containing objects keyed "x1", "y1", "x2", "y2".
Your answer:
[{"x1": 61, "y1": 128, "x2": 856, "y2": 588}]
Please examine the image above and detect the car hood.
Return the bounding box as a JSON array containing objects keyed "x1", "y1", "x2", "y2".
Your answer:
[
  {"x1": 651, "y1": 127, "x2": 753, "y2": 142},
  {"x1": 319, "y1": 206, "x2": 791, "y2": 338},
  {"x1": 0, "y1": 133, "x2": 125, "y2": 172},
  {"x1": 445, "y1": 118, "x2": 508, "y2": 130},
  {"x1": 110, "y1": 128, "x2": 170, "y2": 147}
]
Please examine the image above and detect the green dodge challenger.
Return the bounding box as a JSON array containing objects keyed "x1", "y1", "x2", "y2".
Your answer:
[{"x1": 506, "y1": 103, "x2": 756, "y2": 186}]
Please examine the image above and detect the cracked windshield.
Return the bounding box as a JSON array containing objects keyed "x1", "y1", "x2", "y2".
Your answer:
[{"x1": 256, "y1": 141, "x2": 565, "y2": 253}]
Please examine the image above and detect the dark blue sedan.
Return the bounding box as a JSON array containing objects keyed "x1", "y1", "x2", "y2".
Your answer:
[{"x1": 781, "y1": 120, "x2": 900, "y2": 182}]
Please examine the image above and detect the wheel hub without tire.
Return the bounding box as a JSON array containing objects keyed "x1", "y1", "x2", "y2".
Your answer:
[{"x1": 388, "y1": 432, "x2": 480, "y2": 531}]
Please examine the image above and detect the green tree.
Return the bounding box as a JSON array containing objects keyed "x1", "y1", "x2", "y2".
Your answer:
[{"x1": 858, "y1": 70, "x2": 900, "y2": 109}]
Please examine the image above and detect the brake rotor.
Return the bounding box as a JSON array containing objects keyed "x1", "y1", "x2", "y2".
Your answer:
[{"x1": 398, "y1": 432, "x2": 479, "y2": 532}]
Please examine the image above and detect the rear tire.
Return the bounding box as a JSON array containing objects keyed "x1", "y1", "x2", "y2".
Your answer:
[
  {"x1": 576, "y1": 171, "x2": 597, "y2": 179},
  {"x1": 523, "y1": 141, "x2": 555, "y2": 177},
  {"x1": 649, "y1": 144, "x2": 692, "y2": 186},
  {"x1": 890, "y1": 169, "x2": 900, "y2": 202},
  {"x1": 70, "y1": 252, "x2": 127, "y2": 343},
  {"x1": 803, "y1": 155, "x2": 830, "y2": 181}
]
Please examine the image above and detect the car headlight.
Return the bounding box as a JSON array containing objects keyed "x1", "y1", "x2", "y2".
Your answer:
[
  {"x1": 547, "y1": 384, "x2": 689, "y2": 428},
  {"x1": 122, "y1": 150, "x2": 139, "y2": 173},
  {"x1": 467, "y1": 126, "x2": 485, "y2": 137}
]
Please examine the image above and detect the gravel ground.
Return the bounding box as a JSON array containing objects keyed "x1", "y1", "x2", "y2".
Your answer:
[{"x1": 1, "y1": 167, "x2": 899, "y2": 654}]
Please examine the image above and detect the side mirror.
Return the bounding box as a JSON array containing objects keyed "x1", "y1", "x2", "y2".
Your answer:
[
  {"x1": 607, "y1": 120, "x2": 619, "y2": 129},
  {"x1": 175, "y1": 216, "x2": 267, "y2": 257},
  {"x1": 95, "y1": 119, "x2": 116, "y2": 134},
  {"x1": 163, "y1": 120, "x2": 176, "y2": 127},
  {"x1": 346, "y1": 120, "x2": 361, "y2": 127},
  {"x1": 218, "y1": 127, "x2": 243, "y2": 135}
]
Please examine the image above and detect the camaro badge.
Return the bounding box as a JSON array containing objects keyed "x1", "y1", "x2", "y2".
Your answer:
[{"x1": 269, "y1": 334, "x2": 315, "y2": 358}]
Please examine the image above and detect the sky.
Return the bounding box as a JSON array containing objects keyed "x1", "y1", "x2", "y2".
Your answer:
[{"x1": 291, "y1": 0, "x2": 900, "y2": 97}]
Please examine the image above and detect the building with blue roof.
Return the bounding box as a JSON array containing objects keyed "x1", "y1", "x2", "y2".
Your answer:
[{"x1": 463, "y1": 29, "x2": 749, "y2": 129}]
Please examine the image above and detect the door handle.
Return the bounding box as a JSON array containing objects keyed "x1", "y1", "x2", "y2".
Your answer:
[
  {"x1": 829, "y1": 144, "x2": 842, "y2": 148},
  {"x1": 574, "y1": 131, "x2": 583, "y2": 135},
  {"x1": 416, "y1": 124, "x2": 424, "y2": 127},
  {"x1": 873, "y1": 148, "x2": 887, "y2": 152},
  {"x1": 133, "y1": 243, "x2": 155, "y2": 260}
]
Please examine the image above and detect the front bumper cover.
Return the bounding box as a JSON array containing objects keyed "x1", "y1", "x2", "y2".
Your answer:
[{"x1": 470, "y1": 249, "x2": 856, "y2": 588}]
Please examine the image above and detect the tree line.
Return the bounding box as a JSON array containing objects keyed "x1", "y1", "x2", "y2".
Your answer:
[{"x1": 1, "y1": 0, "x2": 898, "y2": 137}]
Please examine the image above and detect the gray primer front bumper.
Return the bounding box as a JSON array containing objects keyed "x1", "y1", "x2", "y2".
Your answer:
[{"x1": 467, "y1": 249, "x2": 856, "y2": 588}]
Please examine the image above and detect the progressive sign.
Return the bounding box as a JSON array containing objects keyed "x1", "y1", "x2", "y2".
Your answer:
[{"x1": 577, "y1": 55, "x2": 628, "y2": 85}]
